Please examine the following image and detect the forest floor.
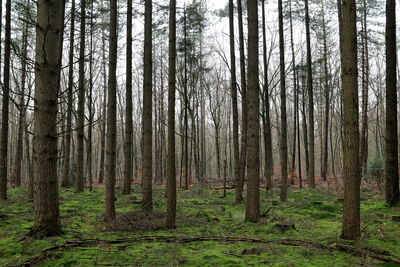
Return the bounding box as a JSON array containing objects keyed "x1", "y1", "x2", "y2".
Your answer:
[{"x1": 0, "y1": 184, "x2": 400, "y2": 266}]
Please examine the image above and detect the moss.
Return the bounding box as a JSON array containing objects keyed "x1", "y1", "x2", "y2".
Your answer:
[{"x1": 0, "y1": 187, "x2": 399, "y2": 266}]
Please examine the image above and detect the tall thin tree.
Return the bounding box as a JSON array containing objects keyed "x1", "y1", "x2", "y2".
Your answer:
[
  {"x1": 237, "y1": 0, "x2": 247, "y2": 202},
  {"x1": 0, "y1": 0, "x2": 11, "y2": 200},
  {"x1": 385, "y1": 0, "x2": 399, "y2": 205},
  {"x1": 305, "y1": 0, "x2": 315, "y2": 188},
  {"x1": 105, "y1": 0, "x2": 118, "y2": 221},
  {"x1": 166, "y1": 0, "x2": 177, "y2": 229},
  {"x1": 142, "y1": 0, "x2": 153, "y2": 212},
  {"x1": 278, "y1": 0, "x2": 288, "y2": 201},
  {"x1": 61, "y1": 0, "x2": 76, "y2": 188},
  {"x1": 75, "y1": 0, "x2": 86, "y2": 193},
  {"x1": 229, "y1": 0, "x2": 240, "y2": 205},
  {"x1": 123, "y1": 0, "x2": 133, "y2": 195}
]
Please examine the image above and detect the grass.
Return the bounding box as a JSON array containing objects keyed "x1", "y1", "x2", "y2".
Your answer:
[{"x1": 0, "y1": 185, "x2": 399, "y2": 266}]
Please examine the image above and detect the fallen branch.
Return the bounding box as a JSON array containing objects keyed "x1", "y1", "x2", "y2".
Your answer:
[{"x1": 17, "y1": 235, "x2": 400, "y2": 266}]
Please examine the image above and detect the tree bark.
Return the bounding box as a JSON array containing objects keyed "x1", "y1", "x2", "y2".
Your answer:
[
  {"x1": 0, "y1": 0, "x2": 11, "y2": 200},
  {"x1": 305, "y1": 0, "x2": 315, "y2": 189},
  {"x1": 245, "y1": 0, "x2": 260, "y2": 223},
  {"x1": 237, "y1": 0, "x2": 247, "y2": 203},
  {"x1": 75, "y1": 0, "x2": 86, "y2": 193},
  {"x1": 105, "y1": 0, "x2": 118, "y2": 221},
  {"x1": 385, "y1": 0, "x2": 399, "y2": 205},
  {"x1": 166, "y1": 0, "x2": 177, "y2": 229},
  {"x1": 142, "y1": 0, "x2": 153, "y2": 212},
  {"x1": 31, "y1": 0, "x2": 65, "y2": 236},
  {"x1": 123, "y1": 0, "x2": 133, "y2": 195},
  {"x1": 229, "y1": 0, "x2": 240, "y2": 204},
  {"x1": 340, "y1": 0, "x2": 361, "y2": 240},
  {"x1": 278, "y1": 0, "x2": 288, "y2": 201}
]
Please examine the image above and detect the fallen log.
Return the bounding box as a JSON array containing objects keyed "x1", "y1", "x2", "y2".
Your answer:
[{"x1": 17, "y1": 235, "x2": 400, "y2": 266}]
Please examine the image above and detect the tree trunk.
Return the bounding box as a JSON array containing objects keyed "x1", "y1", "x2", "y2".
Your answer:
[
  {"x1": 98, "y1": 25, "x2": 107, "y2": 185},
  {"x1": 245, "y1": 0, "x2": 260, "y2": 223},
  {"x1": 278, "y1": 0, "x2": 288, "y2": 201},
  {"x1": 87, "y1": 0, "x2": 94, "y2": 191},
  {"x1": 166, "y1": 0, "x2": 177, "y2": 229},
  {"x1": 262, "y1": 0, "x2": 273, "y2": 191},
  {"x1": 75, "y1": 0, "x2": 86, "y2": 193},
  {"x1": 123, "y1": 0, "x2": 133, "y2": 195},
  {"x1": 229, "y1": 0, "x2": 240, "y2": 204},
  {"x1": 340, "y1": 0, "x2": 361, "y2": 240},
  {"x1": 305, "y1": 0, "x2": 315, "y2": 189},
  {"x1": 0, "y1": 0, "x2": 11, "y2": 200},
  {"x1": 360, "y1": 0, "x2": 369, "y2": 176},
  {"x1": 385, "y1": 0, "x2": 399, "y2": 205},
  {"x1": 237, "y1": 0, "x2": 247, "y2": 203},
  {"x1": 142, "y1": 0, "x2": 153, "y2": 212},
  {"x1": 61, "y1": 0, "x2": 76, "y2": 188},
  {"x1": 105, "y1": 0, "x2": 118, "y2": 221},
  {"x1": 13, "y1": 20, "x2": 29, "y2": 187},
  {"x1": 31, "y1": 0, "x2": 64, "y2": 236},
  {"x1": 321, "y1": 0, "x2": 330, "y2": 182}
]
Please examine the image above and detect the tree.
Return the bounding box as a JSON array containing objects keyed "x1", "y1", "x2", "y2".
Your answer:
[
  {"x1": 278, "y1": 0, "x2": 288, "y2": 201},
  {"x1": 0, "y1": 0, "x2": 11, "y2": 200},
  {"x1": 166, "y1": 0, "x2": 177, "y2": 228},
  {"x1": 237, "y1": 0, "x2": 247, "y2": 203},
  {"x1": 305, "y1": 0, "x2": 315, "y2": 189},
  {"x1": 245, "y1": 0, "x2": 260, "y2": 223},
  {"x1": 123, "y1": 0, "x2": 133, "y2": 195},
  {"x1": 75, "y1": 0, "x2": 86, "y2": 193},
  {"x1": 142, "y1": 0, "x2": 153, "y2": 212},
  {"x1": 340, "y1": 0, "x2": 361, "y2": 240},
  {"x1": 105, "y1": 0, "x2": 117, "y2": 221},
  {"x1": 31, "y1": 0, "x2": 65, "y2": 236},
  {"x1": 384, "y1": 0, "x2": 399, "y2": 205},
  {"x1": 228, "y1": 0, "x2": 240, "y2": 205},
  {"x1": 61, "y1": 0, "x2": 76, "y2": 188},
  {"x1": 261, "y1": 0, "x2": 273, "y2": 191}
]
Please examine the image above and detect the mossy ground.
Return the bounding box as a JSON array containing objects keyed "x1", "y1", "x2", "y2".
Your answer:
[{"x1": 0, "y1": 186, "x2": 399, "y2": 266}]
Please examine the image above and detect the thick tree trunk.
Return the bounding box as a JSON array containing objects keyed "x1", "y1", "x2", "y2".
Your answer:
[
  {"x1": 340, "y1": 0, "x2": 361, "y2": 240},
  {"x1": 105, "y1": 0, "x2": 118, "y2": 221},
  {"x1": 123, "y1": 0, "x2": 133, "y2": 195},
  {"x1": 245, "y1": 0, "x2": 260, "y2": 223},
  {"x1": 31, "y1": 0, "x2": 64, "y2": 236},
  {"x1": 385, "y1": 0, "x2": 399, "y2": 205},
  {"x1": 0, "y1": 0, "x2": 11, "y2": 200},
  {"x1": 142, "y1": 0, "x2": 153, "y2": 212}
]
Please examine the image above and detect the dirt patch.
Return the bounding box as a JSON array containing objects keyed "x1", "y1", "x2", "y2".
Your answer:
[{"x1": 108, "y1": 211, "x2": 165, "y2": 231}]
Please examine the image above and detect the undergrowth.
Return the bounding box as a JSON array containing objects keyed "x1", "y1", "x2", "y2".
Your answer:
[{"x1": 0, "y1": 186, "x2": 399, "y2": 266}]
